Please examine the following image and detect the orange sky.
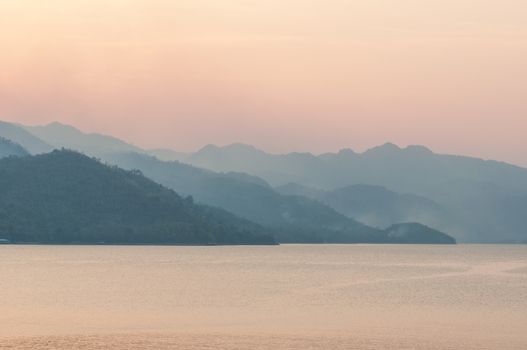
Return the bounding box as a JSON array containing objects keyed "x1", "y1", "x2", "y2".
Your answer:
[{"x1": 1, "y1": 0, "x2": 526, "y2": 165}]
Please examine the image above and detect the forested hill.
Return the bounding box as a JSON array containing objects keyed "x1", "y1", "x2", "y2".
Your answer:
[{"x1": 0, "y1": 150, "x2": 275, "y2": 245}]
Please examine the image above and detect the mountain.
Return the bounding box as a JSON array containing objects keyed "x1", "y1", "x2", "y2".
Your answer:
[
  {"x1": 0, "y1": 121, "x2": 468, "y2": 242},
  {"x1": 101, "y1": 152, "x2": 382, "y2": 243},
  {"x1": 186, "y1": 143, "x2": 527, "y2": 193},
  {"x1": 277, "y1": 183, "x2": 457, "y2": 231},
  {"x1": 187, "y1": 143, "x2": 323, "y2": 187},
  {"x1": 23, "y1": 122, "x2": 143, "y2": 155},
  {"x1": 0, "y1": 121, "x2": 52, "y2": 154},
  {"x1": 102, "y1": 152, "x2": 455, "y2": 244},
  {"x1": 0, "y1": 137, "x2": 29, "y2": 158},
  {"x1": 0, "y1": 150, "x2": 275, "y2": 245},
  {"x1": 184, "y1": 143, "x2": 527, "y2": 243}
]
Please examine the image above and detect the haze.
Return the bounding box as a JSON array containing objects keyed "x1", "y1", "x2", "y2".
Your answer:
[{"x1": 1, "y1": 1, "x2": 526, "y2": 166}]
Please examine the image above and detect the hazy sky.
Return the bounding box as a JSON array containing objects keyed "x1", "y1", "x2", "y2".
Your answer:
[{"x1": 1, "y1": 1, "x2": 526, "y2": 165}]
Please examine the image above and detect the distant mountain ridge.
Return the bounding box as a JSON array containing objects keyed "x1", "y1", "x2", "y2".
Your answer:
[
  {"x1": 182, "y1": 142, "x2": 527, "y2": 242},
  {"x1": 3, "y1": 119, "x2": 524, "y2": 242},
  {"x1": 186, "y1": 142, "x2": 527, "y2": 193},
  {"x1": 0, "y1": 142, "x2": 455, "y2": 244},
  {"x1": 23, "y1": 122, "x2": 143, "y2": 155}
]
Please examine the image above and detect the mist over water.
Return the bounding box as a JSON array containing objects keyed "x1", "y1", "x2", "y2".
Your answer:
[{"x1": 1, "y1": 244, "x2": 526, "y2": 349}]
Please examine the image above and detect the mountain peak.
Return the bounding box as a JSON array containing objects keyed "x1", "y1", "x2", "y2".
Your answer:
[
  {"x1": 379, "y1": 142, "x2": 401, "y2": 150},
  {"x1": 337, "y1": 148, "x2": 357, "y2": 156},
  {"x1": 362, "y1": 143, "x2": 436, "y2": 157},
  {"x1": 363, "y1": 142, "x2": 401, "y2": 156},
  {"x1": 197, "y1": 144, "x2": 220, "y2": 153}
]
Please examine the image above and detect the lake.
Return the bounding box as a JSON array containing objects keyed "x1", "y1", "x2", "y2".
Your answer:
[{"x1": 1, "y1": 244, "x2": 526, "y2": 349}]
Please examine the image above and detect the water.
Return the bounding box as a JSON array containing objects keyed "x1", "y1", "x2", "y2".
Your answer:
[{"x1": 1, "y1": 244, "x2": 526, "y2": 349}]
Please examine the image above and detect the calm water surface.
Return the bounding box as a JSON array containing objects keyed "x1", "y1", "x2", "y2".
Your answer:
[{"x1": 1, "y1": 244, "x2": 526, "y2": 349}]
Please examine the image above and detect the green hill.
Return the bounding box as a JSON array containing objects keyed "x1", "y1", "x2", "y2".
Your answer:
[{"x1": 0, "y1": 150, "x2": 275, "y2": 245}]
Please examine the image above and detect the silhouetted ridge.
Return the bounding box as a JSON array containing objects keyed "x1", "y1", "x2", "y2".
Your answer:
[
  {"x1": 0, "y1": 150, "x2": 275, "y2": 245},
  {"x1": 362, "y1": 143, "x2": 401, "y2": 157},
  {"x1": 23, "y1": 122, "x2": 142, "y2": 155},
  {"x1": 181, "y1": 140, "x2": 527, "y2": 242},
  {"x1": 338, "y1": 148, "x2": 357, "y2": 156}
]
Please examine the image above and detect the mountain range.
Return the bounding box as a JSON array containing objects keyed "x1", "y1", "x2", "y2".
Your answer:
[
  {"x1": 183, "y1": 143, "x2": 527, "y2": 243},
  {"x1": 0, "y1": 150, "x2": 276, "y2": 245},
  {"x1": 101, "y1": 152, "x2": 386, "y2": 243},
  {"x1": 0, "y1": 144, "x2": 451, "y2": 244},
  {"x1": 2, "y1": 119, "x2": 526, "y2": 243}
]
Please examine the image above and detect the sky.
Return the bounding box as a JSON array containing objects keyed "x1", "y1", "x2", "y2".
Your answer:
[{"x1": 0, "y1": 0, "x2": 526, "y2": 166}]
